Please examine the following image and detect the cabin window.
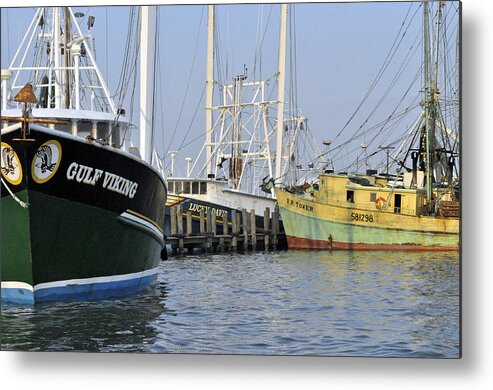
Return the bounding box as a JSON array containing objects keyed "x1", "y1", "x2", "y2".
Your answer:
[
  {"x1": 200, "y1": 181, "x2": 207, "y2": 194},
  {"x1": 97, "y1": 122, "x2": 109, "y2": 140},
  {"x1": 175, "y1": 181, "x2": 183, "y2": 194},
  {"x1": 370, "y1": 193, "x2": 376, "y2": 202},
  {"x1": 168, "y1": 181, "x2": 175, "y2": 193},
  {"x1": 111, "y1": 124, "x2": 121, "y2": 147},
  {"x1": 192, "y1": 181, "x2": 199, "y2": 194},
  {"x1": 54, "y1": 123, "x2": 71, "y2": 133},
  {"x1": 346, "y1": 190, "x2": 354, "y2": 203},
  {"x1": 77, "y1": 120, "x2": 92, "y2": 137},
  {"x1": 394, "y1": 194, "x2": 402, "y2": 214},
  {"x1": 183, "y1": 181, "x2": 191, "y2": 194}
]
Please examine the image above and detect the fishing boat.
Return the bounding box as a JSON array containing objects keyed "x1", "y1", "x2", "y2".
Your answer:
[
  {"x1": 164, "y1": 4, "x2": 323, "y2": 237},
  {"x1": 1, "y1": 6, "x2": 167, "y2": 303},
  {"x1": 275, "y1": 1, "x2": 460, "y2": 251}
]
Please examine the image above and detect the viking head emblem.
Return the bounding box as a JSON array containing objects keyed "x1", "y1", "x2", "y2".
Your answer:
[
  {"x1": 1, "y1": 146, "x2": 18, "y2": 175},
  {"x1": 35, "y1": 145, "x2": 57, "y2": 174}
]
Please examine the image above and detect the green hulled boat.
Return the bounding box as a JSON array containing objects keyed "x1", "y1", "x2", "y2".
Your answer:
[{"x1": 1, "y1": 6, "x2": 166, "y2": 304}]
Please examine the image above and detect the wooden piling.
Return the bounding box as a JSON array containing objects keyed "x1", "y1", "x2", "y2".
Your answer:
[
  {"x1": 199, "y1": 208, "x2": 205, "y2": 234},
  {"x1": 170, "y1": 206, "x2": 177, "y2": 236},
  {"x1": 250, "y1": 208, "x2": 257, "y2": 249},
  {"x1": 222, "y1": 211, "x2": 229, "y2": 236},
  {"x1": 221, "y1": 211, "x2": 229, "y2": 252},
  {"x1": 273, "y1": 204, "x2": 279, "y2": 250},
  {"x1": 177, "y1": 204, "x2": 184, "y2": 253},
  {"x1": 206, "y1": 207, "x2": 213, "y2": 251},
  {"x1": 186, "y1": 210, "x2": 192, "y2": 236},
  {"x1": 264, "y1": 207, "x2": 270, "y2": 251},
  {"x1": 211, "y1": 209, "x2": 217, "y2": 236},
  {"x1": 231, "y1": 210, "x2": 238, "y2": 252},
  {"x1": 165, "y1": 205, "x2": 285, "y2": 256},
  {"x1": 241, "y1": 208, "x2": 248, "y2": 250}
]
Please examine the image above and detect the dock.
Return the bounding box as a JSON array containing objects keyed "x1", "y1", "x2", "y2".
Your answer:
[{"x1": 166, "y1": 205, "x2": 286, "y2": 255}]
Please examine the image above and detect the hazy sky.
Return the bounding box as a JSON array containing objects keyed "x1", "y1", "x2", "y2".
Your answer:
[{"x1": 1, "y1": 1, "x2": 459, "y2": 176}]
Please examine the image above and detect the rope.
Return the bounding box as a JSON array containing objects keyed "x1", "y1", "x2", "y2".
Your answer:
[
  {"x1": 1, "y1": 177, "x2": 29, "y2": 209},
  {"x1": 333, "y1": 2, "x2": 420, "y2": 143},
  {"x1": 164, "y1": 6, "x2": 205, "y2": 157}
]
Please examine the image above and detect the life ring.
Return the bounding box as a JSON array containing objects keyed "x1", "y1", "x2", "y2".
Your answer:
[{"x1": 375, "y1": 196, "x2": 386, "y2": 210}]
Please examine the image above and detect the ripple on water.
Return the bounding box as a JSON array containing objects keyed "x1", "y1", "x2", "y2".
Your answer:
[{"x1": 1, "y1": 251, "x2": 459, "y2": 357}]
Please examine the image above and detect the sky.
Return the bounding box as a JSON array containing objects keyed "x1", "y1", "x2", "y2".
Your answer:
[{"x1": 1, "y1": 1, "x2": 460, "y2": 178}]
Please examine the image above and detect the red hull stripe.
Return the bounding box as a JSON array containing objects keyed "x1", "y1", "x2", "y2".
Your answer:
[{"x1": 286, "y1": 235, "x2": 459, "y2": 252}]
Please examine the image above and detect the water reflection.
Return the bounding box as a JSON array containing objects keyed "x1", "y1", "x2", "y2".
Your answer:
[{"x1": 1, "y1": 282, "x2": 168, "y2": 352}]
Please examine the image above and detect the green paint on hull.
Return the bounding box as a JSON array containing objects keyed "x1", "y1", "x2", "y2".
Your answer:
[
  {"x1": 1, "y1": 190, "x2": 33, "y2": 285},
  {"x1": 2, "y1": 190, "x2": 162, "y2": 287},
  {"x1": 279, "y1": 203, "x2": 459, "y2": 249}
]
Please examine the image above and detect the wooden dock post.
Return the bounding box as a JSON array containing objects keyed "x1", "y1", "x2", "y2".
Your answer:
[
  {"x1": 222, "y1": 211, "x2": 229, "y2": 236},
  {"x1": 170, "y1": 206, "x2": 177, "y2": 236},
  {"x1": 220, "y1": 211, "x2": 228, "y2": 252},
  {"x1": 170, "y1": 206, "x2": 177, "y2": 253},
  {"x1": 264, "y1": 207, "x2": 270, "y2": 251},
  {"x1": 231, "y1": 210, "x2": 238, "y2": 252},
  {"x1": 272, "y1": 204, "x2": 279, "y2": 250},
  {"x1": 250, "y1": 208, "x2": 257, "y2": 250},
  {"x1": 186, "y1": 210, "x2": 192, "y2": 236},
  {"x1": 177, "y1": 204, "x2": 184, "y2": 253},
  {"x1": 211, "y1": 209, "x2": 217, "y2": 236},
  {"x1": 199, "y1": 208, "x2": 205, "y2": 234},
  {"x1": 206, "y1": 207, "x2": 213, "y2": 252},
  {"x1": 165, "y1": 203, "x2": 286, "y2": 256},
  {"x1": 241, "y1": 208, "x2": 249, "y2": 250}
]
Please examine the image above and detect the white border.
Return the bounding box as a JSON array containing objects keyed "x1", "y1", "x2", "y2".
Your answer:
[
  {"x1": 0, "y1": 281, "x2": 34, "y2": 291},
  {"x1": 120, "y1": 211, "x2": 164, "y2": 238},
  {"x1": 3, "y1": 1, "x2": 493, "y2": 390}
]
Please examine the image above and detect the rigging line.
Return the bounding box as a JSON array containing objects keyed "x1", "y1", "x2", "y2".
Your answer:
[
  {"x1": 6, "y1": 8, "x2": 11, "y2": 62},
  {"x1": 164, "y1": 6, "x2": 205, "y2": 157},
  {"x1": 175, "y1": 84, "x2": 207, "y2": 153},
  {"x1": 253, "y1": 5, "x2": 262, "y2": 82},
  {"x1": 113, "y1": 7, "x2": 136, "y2": 104},
  {"x1": 214, "y1": 9, "x2": 224, "y2": 86},
  {"x1": 332, "y1": 24, "x2": 424, "y2": 161},
  {"x1": 363, "y1": 70, "x2": 422, "y2": 151},
  {"x1": 252, "y1": 3, "x2": 274, "y2": 80},
  {"x1": 319, "y1": 100, "x2": 421, "y2": 165},
  {"x1": 332, "y1": 2, "x2": 420, "y2": 142},
  {"x1": 150, "y1": 7, "x2": 160, "y2": 156},
  {"x1": 1, "y1": 177, "x2": 29, "y2": 209},
  {"x1": 105, "y1": 7, "x2": 108, "y2": 84},
  {"x1": 352, "y1": 97, "x2": 421, "y2": 170},
  {"x1": 292, "y1": 5, "x2": 299, "y2": 116}
]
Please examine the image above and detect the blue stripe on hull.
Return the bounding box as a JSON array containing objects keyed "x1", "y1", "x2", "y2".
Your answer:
[
  {"x1": 1, "y1": 270, "x2": 158, "y2": 305},
  {"x1": 1, "y1": 287, "x2": 35, "y2": 305}
]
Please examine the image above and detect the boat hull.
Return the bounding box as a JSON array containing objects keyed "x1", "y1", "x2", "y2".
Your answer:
[
  {"x1": 1, "y1": 127, "x2": 166, "y2": 304},
  {"x1": 275, "y1": 188, "x2": 459, "y2": 251}
]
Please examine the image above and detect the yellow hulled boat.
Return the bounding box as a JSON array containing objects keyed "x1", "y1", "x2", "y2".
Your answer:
[
  {"x1": 276, "y1": 172, "x2": 459, "y2": 251},
  {"x1": 275, "y1": 1, "x2": 460, "y2": 251}
]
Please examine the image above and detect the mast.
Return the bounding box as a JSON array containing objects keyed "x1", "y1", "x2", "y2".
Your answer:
[
  {"x1": 423, "y1": 1, "x2": 445, "y2": 210},
  {"x1": 54, "y1": 7, "x2": 62, "y2": 109},
  {"x1": 64, "y1": 7, "x2": 72, "y2": 109},
  {"x1": 423, "y1": 0, "x2": 433, "y2": 206},
  {"x1": 274, "y1": 3, "x2": 287, "y2": 184},
  {"x1": 139, "y1": 6, "x2": 157, "y2": 163},
  {"x1": 205, "y1": 5, "x2": 215, "y2": 177}
]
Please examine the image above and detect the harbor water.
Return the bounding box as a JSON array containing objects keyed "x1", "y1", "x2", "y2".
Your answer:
[{"x1": 0, "y1": 250, "x2": 460, "y2": 357}]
